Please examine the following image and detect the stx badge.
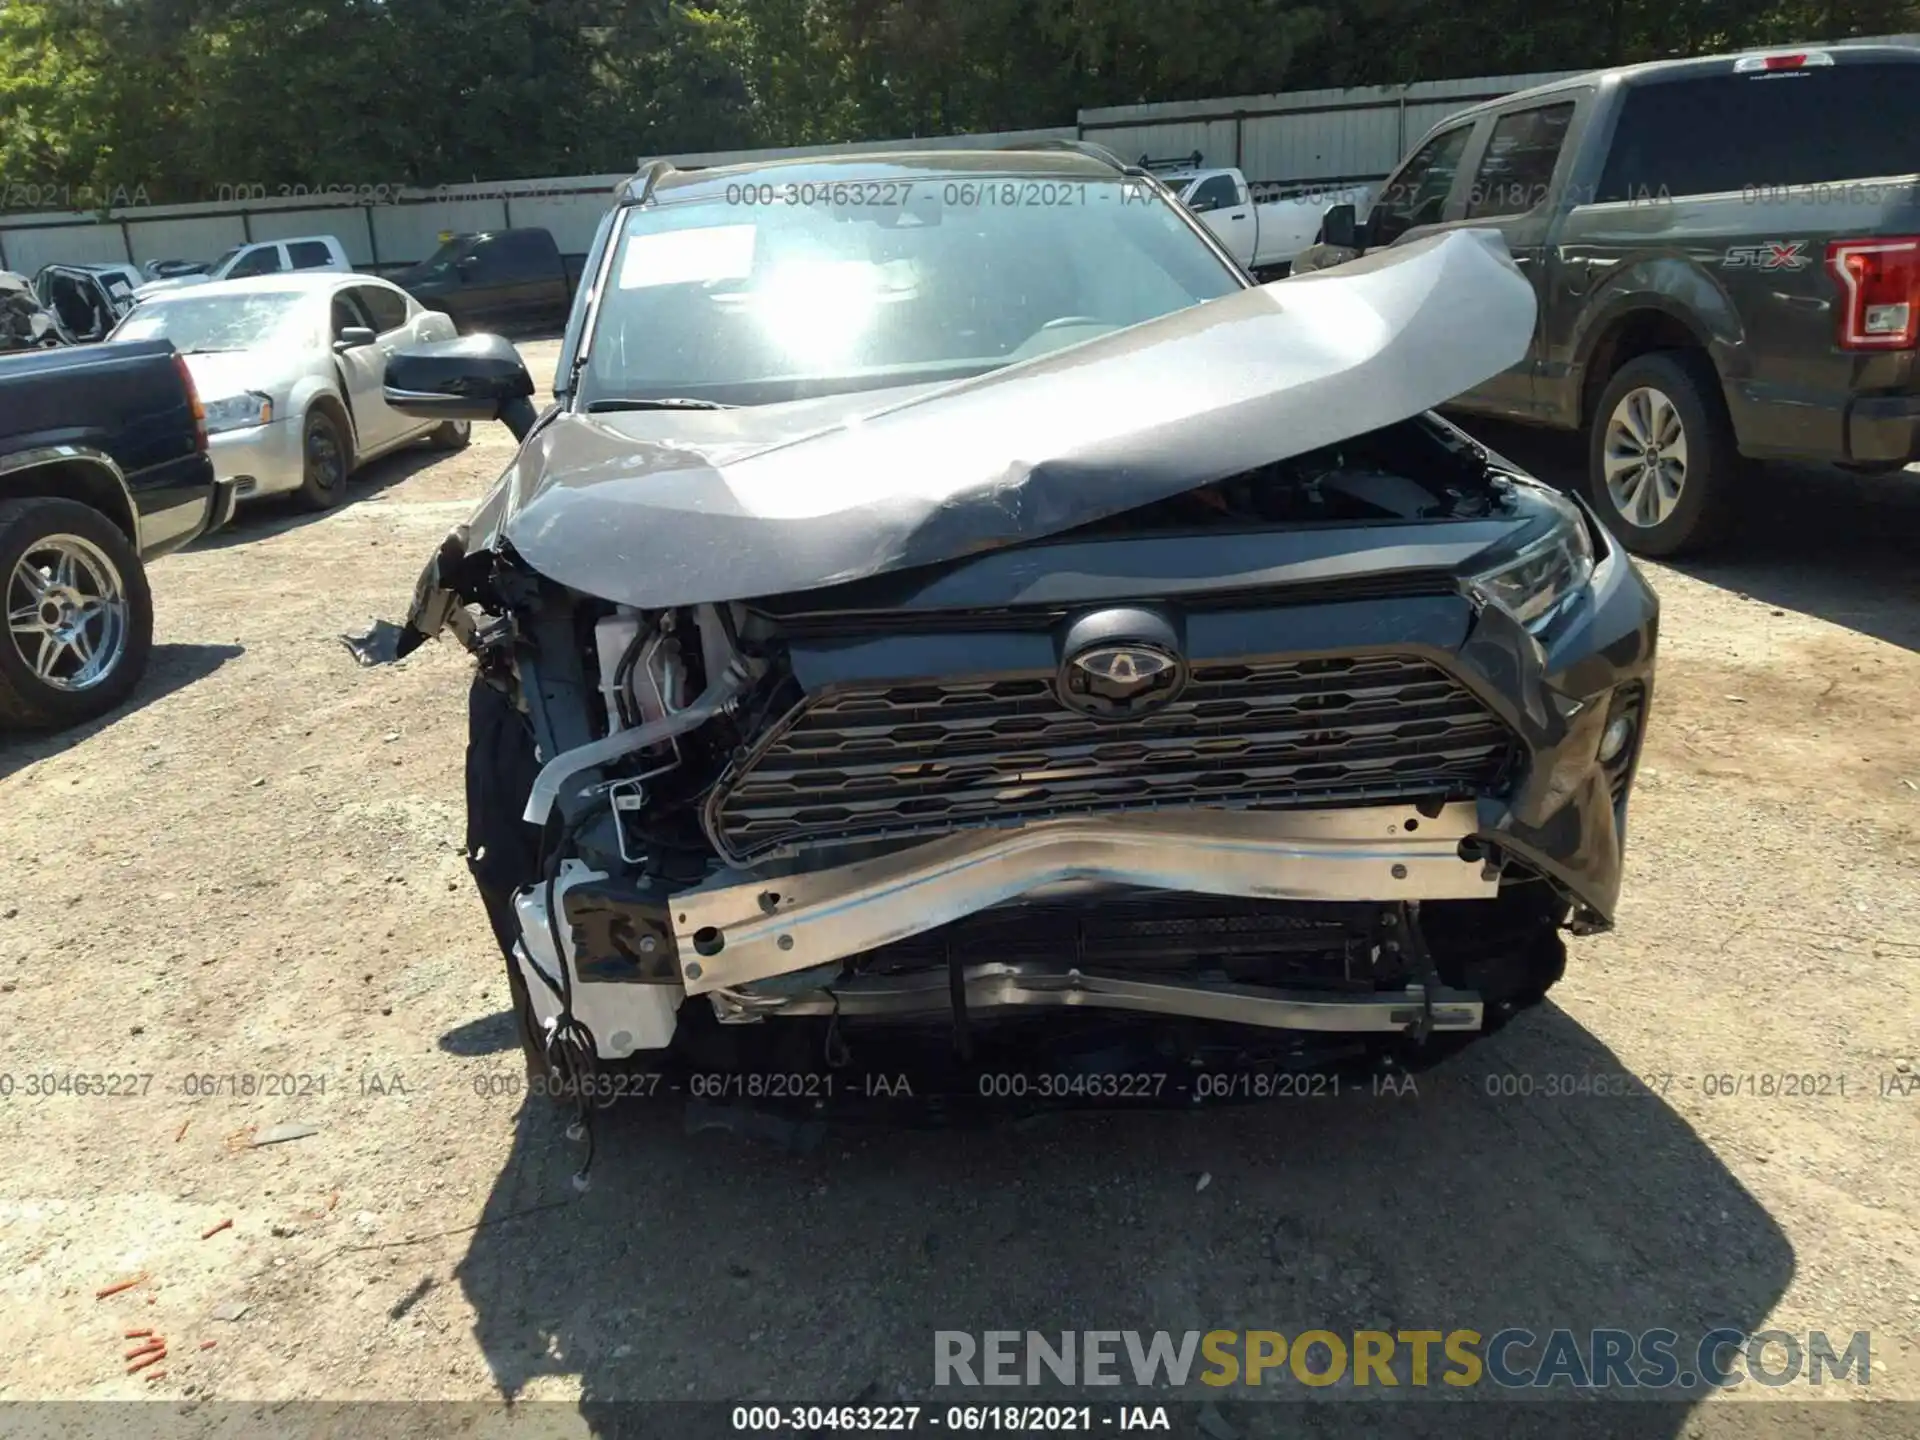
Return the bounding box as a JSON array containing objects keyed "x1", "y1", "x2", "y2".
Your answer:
[{"x1": 1724, "y1": 242, "x2": 1812, "y2": 270}]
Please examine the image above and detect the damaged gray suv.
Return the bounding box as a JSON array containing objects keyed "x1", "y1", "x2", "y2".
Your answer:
[{"x1": 359, "y1": 144, "x2": 1657, "y2": 1103}]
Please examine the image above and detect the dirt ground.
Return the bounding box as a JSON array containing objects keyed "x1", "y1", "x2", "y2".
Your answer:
[{"x1": 0, "y1": 337, "x2": 1915, "y2": 1435}]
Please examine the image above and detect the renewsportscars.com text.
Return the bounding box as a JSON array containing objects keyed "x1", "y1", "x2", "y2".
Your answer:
[{"x1": 934, "y1": 1328, "x2": 1870, "y2": 1390}]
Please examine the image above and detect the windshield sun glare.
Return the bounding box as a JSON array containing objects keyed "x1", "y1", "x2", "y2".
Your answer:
[{"x1": 580, "y1": 174, "x2": 1239, "y2": 408}]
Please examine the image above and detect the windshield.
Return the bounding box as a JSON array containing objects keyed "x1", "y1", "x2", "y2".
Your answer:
[
  {"x1": 208, "y1": 247, "x2": 242, "y2": 276},
  {"x1": 577, "y1": 170, "x2": 1241, "y2": 408},
  {"x1": 111, "y1": 291, "x2": 312, "y2": 352}
]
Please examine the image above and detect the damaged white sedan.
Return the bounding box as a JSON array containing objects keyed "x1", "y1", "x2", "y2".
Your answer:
[{"x1": 353, "y1": 144, "x2": 1658, "y2": 1111}]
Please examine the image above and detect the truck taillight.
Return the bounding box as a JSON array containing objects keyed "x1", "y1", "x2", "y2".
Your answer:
[
  {"x1": 1826, "y1": 237, "x2": 1920, "y2": 351},
  {"x1": 173, "y1": 351, "x2": 208, "y2": 451}
]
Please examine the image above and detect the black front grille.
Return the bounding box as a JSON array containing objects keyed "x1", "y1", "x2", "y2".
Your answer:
[{"x1": 706, "y1": 653, "x2": 1518, "y2": 863}]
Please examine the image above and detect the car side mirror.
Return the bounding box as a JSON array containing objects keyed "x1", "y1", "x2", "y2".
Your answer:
[
  {"x1": 1319, "y1": 203, "x2": 1358, "y2": 250},
  {"x1": 385, "y1": 334, "x2": 538, "y2": 440},
  {"x1": 334, "y1": 326, "x2": 376, "y2": 352}
]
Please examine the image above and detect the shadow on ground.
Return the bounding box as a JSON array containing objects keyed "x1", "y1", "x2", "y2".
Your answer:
[
  {"x1": 446, "y1": 1002, "x2": 1793, "y2": 1439},
  {"x1": 438, "y1": 1009, "x2": 519, "y2": 1058},
  {"x1": 1455, "y1": 417, "x2": 1920, "y2": 653},
  {"x1": 0, "y1": 641, "x2": 242, "y2": 782},
  {"x1": 190, "y1": 444, "x2": 450, "y2": 552}
]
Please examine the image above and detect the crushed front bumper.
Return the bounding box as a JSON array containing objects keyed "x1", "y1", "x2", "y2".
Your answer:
[
  {"x1": 505, "y1": 502, "x2": 1657, "y2": 1062},
  {"x1": 508, "y1": 803, "x2": 1509, "y2": 1062}
]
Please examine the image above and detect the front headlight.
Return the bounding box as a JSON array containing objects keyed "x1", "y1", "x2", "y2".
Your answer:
[
  {"x1": 1470, "y1": 493, "x2": 1595, "y2": 634},
  {"x1": 203, "y1": 391, "x2": 274, "y2": 434}
]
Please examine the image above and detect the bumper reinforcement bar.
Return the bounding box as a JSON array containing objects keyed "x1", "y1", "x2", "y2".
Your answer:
[
  {"x1": 714, "y1": 962, "x2": 1484, "y2": 1034},
  {"x1": 671, "y1": 803, "x2": 1496, "y2": 994}
]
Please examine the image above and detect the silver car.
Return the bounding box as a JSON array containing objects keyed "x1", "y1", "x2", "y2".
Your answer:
[{"x1": 108, "y1": 273, "x2": 467, "y2": 510}]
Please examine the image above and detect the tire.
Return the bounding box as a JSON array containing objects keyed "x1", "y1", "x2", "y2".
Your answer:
[
  {"x1": 0, "y1": 497, "x2": 154, "y2": 731},
  {"x1": 464, "y1": 672, "x2": 566, "y2": 1098},
  {"x1": 1584, "y1": 350, "x2": 1739, "y2": 558},
  {"x1": 428, "y1": 418, "x2": 471, "y2": 451},
  {"x1": 294, "y1": 407, "x2": 351, "y2": 512}
]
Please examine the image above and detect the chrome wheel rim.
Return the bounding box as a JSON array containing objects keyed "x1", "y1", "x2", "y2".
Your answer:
[
  {"x1": 6, "y1": 534, "x2": 130, "y2": 692},
  {"x1": 1603, "y1": 386, "x2": 1688, "y2": 528}
]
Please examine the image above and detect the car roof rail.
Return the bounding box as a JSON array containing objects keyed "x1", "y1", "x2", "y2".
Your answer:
[
  {"x1": 619, "y1": 159, "x2": 677, "y2": 204},
  {"x1": 996, "y1": 137, "x2": 1137, "y2": 173}
]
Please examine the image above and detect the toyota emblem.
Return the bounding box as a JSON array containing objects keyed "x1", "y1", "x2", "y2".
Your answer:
[{"x1": 1061, "y1": 642, "x2": 1185, "y2": 718}]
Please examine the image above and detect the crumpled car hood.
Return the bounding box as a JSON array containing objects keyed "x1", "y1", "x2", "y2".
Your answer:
[{"x1": 491, "y1": 227, "x2": 1536, "y2": 609}]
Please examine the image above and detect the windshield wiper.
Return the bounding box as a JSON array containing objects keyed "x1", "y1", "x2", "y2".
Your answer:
[{"x1": 587, "y1": 397, "x2": 735, "y2": 412}]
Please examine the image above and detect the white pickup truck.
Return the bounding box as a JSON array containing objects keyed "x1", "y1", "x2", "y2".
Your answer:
[
  {"x1": 1155, "y1": 166, "x2": 1374, "y2": 280},
  {"x1": 133, "y1": 235, "x2": 352, "y2": 300}
]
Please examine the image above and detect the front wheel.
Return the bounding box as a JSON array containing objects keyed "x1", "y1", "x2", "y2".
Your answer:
[
  {"x1": 464, "y1": 672, "x2": 568, "y2": 1100},
  {"x1": 295, "y1": 408, "x2": 351, "y2": 511},
  {"x1": 0, "y1": 497, "x2": 153, "y2": 730},
  {"x1": 1585, "y1": 351, "x2": 1739, "y2": 557}
]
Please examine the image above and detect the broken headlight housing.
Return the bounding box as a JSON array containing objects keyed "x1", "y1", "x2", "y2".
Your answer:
[{"x1": 1470, "y1": 493, "x2": 1595, "y2": 635}]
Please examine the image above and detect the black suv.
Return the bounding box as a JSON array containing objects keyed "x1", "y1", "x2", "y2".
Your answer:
[
  {"x1": 358, "y1": 146, "x2": 1658, "y2": 1106},
  {"x1": 1297, "y1": 44, "x2": 1920, "y2": 556}
]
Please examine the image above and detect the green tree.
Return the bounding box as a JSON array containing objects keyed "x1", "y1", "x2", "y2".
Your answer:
[
  {"x1": 4, "y1": 0, "x2": 1919, "y2": 210},
  {"x1": 0, "y1": 0, "x2": 198, "y2": 206}
]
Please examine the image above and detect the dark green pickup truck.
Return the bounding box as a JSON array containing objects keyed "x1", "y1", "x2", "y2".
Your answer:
[{"x1": 1294, "y1": 43, "x2": 1920, "y2": 556}]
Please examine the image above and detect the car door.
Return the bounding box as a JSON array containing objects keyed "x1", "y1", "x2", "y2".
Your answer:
[
  {"x1": 1364, "y1": 121, "x2": 1480, "y2": 254},
  {"x1": 72, "y1": 270, "x2": 119, "y2": 339},
  {"x1": 450, "y1": 234, "x2": 509, "y2": 324},
  {"x1": 348, "y1": 281, "x2": 427, "y2": 445},
  {"x1": 33, "y1": 266, "x2": 112, "y2": 341},
  {"x1": 496, "y1": 231, "x2": 563, "y2": 322},
  {"x1": 225, "y1": 243, "x2": 286, "y2": 281},
  {"x1": 1451, "y1": 96, "x2": 1584, "y2": 418},
  {"x1": 516, "y1": 230, "x2": 570, "y2": 319},
  {"x1": 327, "y1": 287, "x2": 393, "y2": 455},
  {"x1": 97, "y1": 270, "x2": 138, "y2": 321},
  {"x1": 1185, "y1": 174, "x2": 1255, "y2": 265},
  {"x1": 286, "y1": 239, "x2": 337, "y2": 274},
  {"x1": 505, "y1": 232, "x2": 555, "y2": 320}
]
